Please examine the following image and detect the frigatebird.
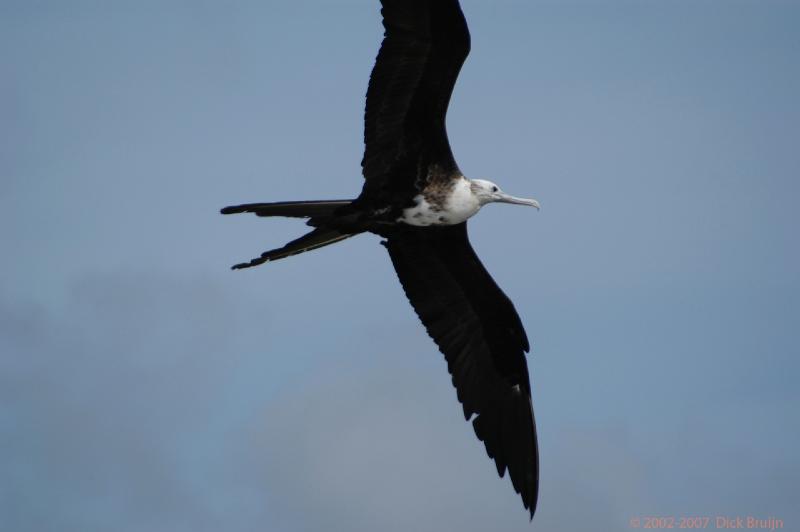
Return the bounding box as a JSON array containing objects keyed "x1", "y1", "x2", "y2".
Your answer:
[{"x1": 222, "y1": 0, "x2": 541, "y2": 519}]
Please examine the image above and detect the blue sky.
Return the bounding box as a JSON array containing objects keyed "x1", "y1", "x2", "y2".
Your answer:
[{"x1": 2, "y1": 1, "x2": 798, "y2": 530}]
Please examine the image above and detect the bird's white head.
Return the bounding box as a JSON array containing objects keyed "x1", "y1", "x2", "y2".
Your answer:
[{"x1": 470, "y1": 179, "x2": 540, "y2": 209}]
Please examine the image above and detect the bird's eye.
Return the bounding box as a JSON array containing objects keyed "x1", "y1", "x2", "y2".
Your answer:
[{"x1": 492, "y1": 186, "x2": 498, "y2": 192}]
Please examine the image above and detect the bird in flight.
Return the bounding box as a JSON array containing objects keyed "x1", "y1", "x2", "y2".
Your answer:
[{"x1": 222, "y1": 0, "x2": 541, "y2": 519}]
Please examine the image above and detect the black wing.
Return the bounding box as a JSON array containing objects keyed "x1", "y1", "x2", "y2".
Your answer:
[
  {"x1": 384, "y1": 223, "x2": 539, "y2": 518},
  {"x1": 359, "y1": 0, "x2": 471, "y2": 208}
]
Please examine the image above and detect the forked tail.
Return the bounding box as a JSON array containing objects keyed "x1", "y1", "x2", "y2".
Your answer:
[
  {"x1": 220, "y1": 199, "x2": 357, "y2": 269},
  {"x1": 221, "y1": 199, "x2": 352, "y2": 219}
]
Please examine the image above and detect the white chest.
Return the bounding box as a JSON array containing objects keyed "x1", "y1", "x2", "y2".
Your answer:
[{"x1": 398, "y1": 177, "x2": 481, "y2": 227}]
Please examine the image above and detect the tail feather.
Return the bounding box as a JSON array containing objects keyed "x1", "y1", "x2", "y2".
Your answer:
[
  {"x1": 221, "y1": 200, "x2": 351, "y2": 218},
  {"x1": 231, "y1": 227, "x2": 354, "y2": 270}
]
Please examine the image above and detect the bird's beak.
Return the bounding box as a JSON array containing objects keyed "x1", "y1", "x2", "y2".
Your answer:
[{"x1": 496, "y1": 193, "x2": 540, "y2": 210}]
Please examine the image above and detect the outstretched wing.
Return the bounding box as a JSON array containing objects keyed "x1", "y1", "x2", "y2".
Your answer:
[
  {"x1": 360, "y1": 0, "x2": 471, "y2": 207},
  {"x1": 384, "y1": 223, "x2": 539, "y2": 518}
]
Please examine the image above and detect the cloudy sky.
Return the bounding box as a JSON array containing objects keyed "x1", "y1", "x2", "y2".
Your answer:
[{"x1": 2, "y1": 1, "x2": 798, "y2": 530}]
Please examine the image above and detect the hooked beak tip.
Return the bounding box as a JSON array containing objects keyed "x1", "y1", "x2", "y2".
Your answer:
[{"x1": 499, "y1": 194, "x2": 540, "y2": 209}]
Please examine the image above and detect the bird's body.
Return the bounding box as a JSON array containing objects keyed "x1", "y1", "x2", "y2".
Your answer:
[
  {"x1": 221, "y1": 0, "x2": 542, "y2": 519},
  {"x1": 401, "y1": 176, "x2": 476, "y2": 226}
]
